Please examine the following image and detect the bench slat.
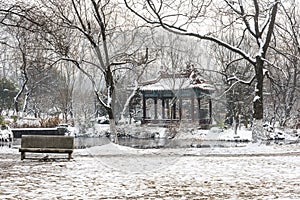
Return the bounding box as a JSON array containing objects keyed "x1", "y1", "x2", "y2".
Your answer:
[
  {"x1": 19, "y1": 135, "x2": 74, "y2": 160},
  {"x1": 21, "y1": 135, "x2": 74, "y2": 149},
  {"x1": 19, "y1": 148, "x2": 73, "y2": 153}
]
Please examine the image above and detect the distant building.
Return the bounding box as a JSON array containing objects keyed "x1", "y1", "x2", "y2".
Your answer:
[{"x1": 138, "y1": 70, "x2": 214, "y2": 128}]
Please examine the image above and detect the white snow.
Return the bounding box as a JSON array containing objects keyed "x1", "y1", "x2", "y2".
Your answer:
[
  {"x1": 253, "y1": 95, "x2": 260, "y2": 102},
  {"x1": 107, "y1": 86, "x2": 112, "y2": 107},
  {"x1": 256, "y1": 38, "x2": 265, "y2": 57},
  {"x1": 1, "y1": 141, "x2": 300, "y2": 199},
  {"x1": 0, "y1": 125, "x2": 13, "y2": 141},
  {"x1": 1, "y1": 124, "x2": 300, "y2": 199},
  {"x1": 176, "y1": 127, "x2": 253, "y2": 141},
  {"x1": 76, "y1": 140, "x2": 300, "y2": 158},
  {"x1": 140, "y1": 76, "x2": 214, "y2": 92}
]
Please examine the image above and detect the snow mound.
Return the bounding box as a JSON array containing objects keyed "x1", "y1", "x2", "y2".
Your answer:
[
  {"x1": 176, "y1": 127, "x2": 252, "y2": 141},
  {"x1": 74, "y1": 140, "x2": 300, "y2": 158},
  {"x1": 77, "y1": 142, "x2": 160, "y2": 156}
]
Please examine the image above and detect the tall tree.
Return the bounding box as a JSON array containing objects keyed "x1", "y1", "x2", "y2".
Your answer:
[
  {"x1": 265, "y1": 1, "x2": 300, "y2": 127},
  {"x1": 125, "y1": 0, "x2": 280, "y2": 141},
  {"x1": 1, "y1": 0, "x2": 154, "y2": 141},
  {"x1": 56, "y1": 62, "x2": 76, "y2": 124}
]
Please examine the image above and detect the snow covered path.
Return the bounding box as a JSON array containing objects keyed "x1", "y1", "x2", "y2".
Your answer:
[{"x1": 1, "y1": 144, "x2": 300, "y2": 199}]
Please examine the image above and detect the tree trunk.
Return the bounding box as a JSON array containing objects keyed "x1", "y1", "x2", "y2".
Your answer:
[
  {"x1": 252, "y1": 56, "x2": 268, "y2": 141},
  {"x1": 233, "y1": 116, "x2": 238, "y2": 135},
  {"x1": 120, "y1": 81, "x2": 139, "y2": 124},
  {"x1": 253, "y1": 56, "x2": 264, "y2": 121},
  {"x1": 22, "y1": 91, "x2": 30, "y2": 113},
  {"x1": 14, "y1": 66, "x2": 28, "y2": 116},
  {"x1": 108, "y1": 108, "x2": 118, "y2": 143}
]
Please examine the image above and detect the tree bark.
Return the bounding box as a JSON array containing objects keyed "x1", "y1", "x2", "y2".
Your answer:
[
  {"x1": 253, "y1": 56, "x2": 264, "y2": 121},
  {"x1": 252, "y1": 56, "x2": 269, "y2": 141}
]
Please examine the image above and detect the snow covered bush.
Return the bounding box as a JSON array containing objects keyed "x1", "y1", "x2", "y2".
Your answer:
[{"x1": 0, "y1": 124, "x2": 13, "y2": 142}]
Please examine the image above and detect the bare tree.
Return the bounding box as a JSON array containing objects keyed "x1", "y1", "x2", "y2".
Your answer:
[
  {"x1": 264, "y1": 1, "x2": 300, "y2": 127},
  {"x1": 1, "y1": 0, "x2": 155, "y2": 141},
  {"x1": 56, "y1": 61, "x2": 76, "y2": 124},
  {"x1": 125, "y1": 0, "x2": 282, "y2": 141}
]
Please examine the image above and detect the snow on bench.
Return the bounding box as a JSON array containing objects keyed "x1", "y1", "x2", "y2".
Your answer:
[{"x1": 19, "y1": 135, "x2": 74, "y2": 160}]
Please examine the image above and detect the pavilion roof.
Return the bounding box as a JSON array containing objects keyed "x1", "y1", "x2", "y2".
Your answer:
[{"x1": 139, "y1": 71, "x2": 214, "y2": 92}]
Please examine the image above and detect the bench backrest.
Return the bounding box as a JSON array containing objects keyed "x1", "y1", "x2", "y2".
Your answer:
[{"x1": 21, "y1": 135, "x2": 74, "y2": 149}]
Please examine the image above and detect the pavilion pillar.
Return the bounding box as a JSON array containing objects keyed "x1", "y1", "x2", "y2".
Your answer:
[
  {"x1": 197, "y1": 97, "x2": 201, "y2": 122},
  {"x1": 172, "y1": 102, "x2": 176, "y2": 120},
  {"x1": 166, "y1": 99, "x2": 170, "y2": 119},
  {"x1": 191, "y1": 97, "x2": 195, "y2": 122},
  {"x1": 154, "y1": 97, "x2": 158, "y2": 120},
  {"x1": 162, "y1": 98, "x2": 165, "y2": 119},
  {"x1": 142, "y1": 95, "x2": 146, "y2": 122},
  {"x1": 209, "y1": 98, "x2": 212, "y2": 124},
  {"x1": 179, "y1": 98, "x2": 182, "y2": 120}
]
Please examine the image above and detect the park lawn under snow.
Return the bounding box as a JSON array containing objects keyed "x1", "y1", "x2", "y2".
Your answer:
[
  {"x1": 1, "y1": 141, "x2": 300, "y2": 199},
  {"x1": 175, "y1": 127, "x2": 253, "y2": 141},
  {"x1": 1, "y1": 125, "x2": 299, "y2": 199}
]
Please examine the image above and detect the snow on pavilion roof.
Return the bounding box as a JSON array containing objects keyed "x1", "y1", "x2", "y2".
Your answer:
[{"x1": 139, "y1": 71, "x2": 214, "y2": 92}]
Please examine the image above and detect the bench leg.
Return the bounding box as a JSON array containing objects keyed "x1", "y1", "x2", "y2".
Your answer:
[
  {"x1": 21, "y1": 152, "x2": 26, "y2": 160},
  {"x1": 68, "y1": 153, "x2": 73, "y2": 160}
]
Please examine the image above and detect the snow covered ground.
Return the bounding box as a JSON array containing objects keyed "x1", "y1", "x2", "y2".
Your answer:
[
  {"x1": 1, "y1": 142, "x2": 300, "y2": 199},
  {"x1": 89, "y1": 123, "x2": 300, "y2": 142}
]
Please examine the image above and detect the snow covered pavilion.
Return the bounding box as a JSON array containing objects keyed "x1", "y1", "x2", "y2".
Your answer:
[{"x1": 139, "y1": 70, "x2": 214, "y2": 128}]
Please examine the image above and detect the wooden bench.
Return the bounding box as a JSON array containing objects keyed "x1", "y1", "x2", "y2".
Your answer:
[{"x1": 19, "y1": 135, "x2": 74, "y2": 160}]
